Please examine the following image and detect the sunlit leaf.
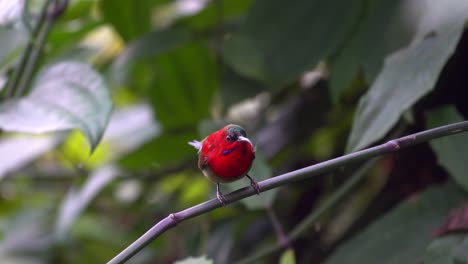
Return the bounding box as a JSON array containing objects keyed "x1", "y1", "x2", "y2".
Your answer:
[
  {"x1": 174, "y1": 255, "x2": 213, "y2": 264},
  {"x1": 0, "y1": 0, "x2": 23, "y2": 25},
  {"x1": 0, "y1": 135, "x2": 62, "y2": 180},
  {"x1": 55, "y1": 165, "x2": 119, "y2": 239},
  {"x1": 346, "y1": 0, "x2": 468, "y2": 152},
  {"x1": 280, "y1": 249, "x2": 296, "y2": 264},
  {"x1": 427, "y1": 106, "x2": 468, "y2": 191},
  {"x1": 0, "y1": 61, "x2": 112, "y2": 150}
]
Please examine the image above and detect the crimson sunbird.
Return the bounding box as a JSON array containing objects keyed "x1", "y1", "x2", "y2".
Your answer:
[{"x1": 189, "y1": 124, "x2": 260, "y2": 205}]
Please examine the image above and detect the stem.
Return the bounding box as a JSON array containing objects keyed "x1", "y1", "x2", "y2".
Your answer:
[
  {"x1": 4, "y1": 0, "x2": 52, "y2": 98},
  {"x1": 14, "y1": 17, "x2": 53, "y2": 96},
  {"x1": 107, "y1": 121, "x2": 468, "y2": 264},
  {"x1": 266, "y1": 205, "x2": 289, "y2": 249}
]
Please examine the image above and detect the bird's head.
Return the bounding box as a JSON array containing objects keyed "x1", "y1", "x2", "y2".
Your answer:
[{"x1": 223, "y1": 124, "x2": 253, "y2": 147}]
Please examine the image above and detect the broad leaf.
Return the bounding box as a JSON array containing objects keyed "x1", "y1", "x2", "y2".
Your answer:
[
  {"x1": 346, "y1": 0, "x2": 468, "y2": 152},
  {"x1": 99, "y1": 0, "x2": 152, "y2": 41},
  {"x1": 150, "y1": 42, "x2": 217, "y2": 129},
  {"x1": 111, "y1": 28, "x2": 191, "y2": 84},
  {"x1": 223, "y1": 0, "x2": 363, "y2": 86},
  {"x1": 427, "y1": 106, "x2": 468, "y2": 191},
  {"x1": 328, "y1": 0, "x2": 417, "y2": 103},
  {"x1": 325, "y1": 183, "x2": 468, "y2": 264},
  {"x1": 0, "y1": 61, "x2": 112, "y2": 150}
]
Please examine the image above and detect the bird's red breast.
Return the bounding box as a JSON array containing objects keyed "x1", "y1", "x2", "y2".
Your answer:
[{"x1": 197, "y1": 124, "x2": 255, "y2": 181}]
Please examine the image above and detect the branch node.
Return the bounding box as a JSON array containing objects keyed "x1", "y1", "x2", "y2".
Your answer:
[
  {"x1": 169, "y1": 213, "x2": 180, "y2": 225},
  {"x1": 385, "y1": 140, "x2": 400, "y2": 151}
]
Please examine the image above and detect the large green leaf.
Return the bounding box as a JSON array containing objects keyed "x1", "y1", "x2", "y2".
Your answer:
[
  {"x1": 328, "y1": 0, "x2": 417, "y2": 103},
  {"x1": 427, "y1": 106, "x2": 468, "y2": 191},
  {"x1": 326, "y1": 183, "x2": 468, "y2": 264},
  {"x1": 346, "y1": 0, "x2": 468, "y2": 152},
  {"x1": 150, "y1": 42, "x2": 217, "y2": 129},
  {"x1": 0, "y1": 61, "x2": 112, "y2": 150},
  {"x1": 223, "y1": 0, "x2": 363, "y2": 86},
  {"x1": 111, "y1": 28, "x2": 191, "y2": 84},
  {"x1": 99, "y1": 0, "x2": 153, "y2": 41}
]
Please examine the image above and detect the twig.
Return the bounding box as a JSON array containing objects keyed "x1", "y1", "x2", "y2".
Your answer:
[
  {"x1": 107, "y1": 121, "x2": 468, "y2": 264},
  {"x1": 3, "y1": 0, "x2": 53, "y2": 98},
  {"x1": 14, "y1": 0, "x2": 68, "y2": 96},
  {"x1": 266, "y1": 205, "x2": 290, "y2": 249}
]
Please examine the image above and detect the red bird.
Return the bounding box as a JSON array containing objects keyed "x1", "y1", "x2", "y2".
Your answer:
[{"x1": 189, "y1": 124, "x2": 260, "y2": 205}]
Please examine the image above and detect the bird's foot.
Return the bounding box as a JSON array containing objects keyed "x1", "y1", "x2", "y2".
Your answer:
[
  {"x1": 246, "y1": 174, "x2": 260, "y2": 195},
  {"x1": 216, "y1": 191, "x2": 226, "y2": 206},
  {"x1": 216, "y1": 183, "x2": 226, "y2": 206}
]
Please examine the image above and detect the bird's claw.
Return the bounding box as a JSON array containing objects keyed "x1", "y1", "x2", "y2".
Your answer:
[
  {"x1": 216, "y1": 183, "x2": 226, "y2": 206},
  {"x1": 217, "y1": 192, "x2": 226, "y2": 206},
  {"x1": 246, "y1": 174, "x2": 260, "y2": 195},
  {"x1": 250, "y1": 180, "x2": 260, "y2": 195}
]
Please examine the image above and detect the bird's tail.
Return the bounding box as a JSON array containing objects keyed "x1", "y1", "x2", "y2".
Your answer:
[{"x1": 188, "y1": 140, "x2": 202, "y2": 150}]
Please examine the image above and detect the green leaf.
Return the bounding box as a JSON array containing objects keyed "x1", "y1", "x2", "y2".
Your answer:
[
  {"x1": 150, "y1": 42, "x2": 217, "y2": 129},
  {"x1": 111, "y1": 28, "x2": 191, "y2": 84},
  {"x1": 221, "y1": 35, "x2": 270, "y2": 83},
  {"x1": 427, "y1": 106, "x2": 468, "y2": 191},
  {"x1": 223, "y1": 0, "x2": 363, "y2": 85},
  {"x1": 0, "y1": 61, "x2": 112, "y2": 150},
  {"x1": 346, "y1": 1, "x2": 468, "y2": 152},
  {"x1": 423, "y1": 234, "x2": 468, "y2": 264},
  {"x1": 280, "y1": 249, "x2": 296, "y2": 264},
  {"x1": 174, "y1": 256, "x2": 213, "y2": 264},
  {"x1": 328, "y1": 0, "x2": 417, "y2": 103},
  {"x1": 179, "y1": 0, "x2": 252, "y2": 30},
  {"x1": 225, "y1": 151, "x2": 276, "y2": 210},
  {"x1": 99, "y1": 0, "x2": 153, "y2": 41},
  {"x1": 325, "y1": 183, "x2": 468, "y2": 264}
]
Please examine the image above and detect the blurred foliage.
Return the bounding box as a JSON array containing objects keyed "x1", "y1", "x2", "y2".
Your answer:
[{"x1": 0, "y1": 0, "x2": 467, "y2": 263}]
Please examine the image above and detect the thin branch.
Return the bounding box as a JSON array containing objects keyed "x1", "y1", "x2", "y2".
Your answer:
[
  {"x1": 107, "y1": 121, "x2": 468, "y2": 264},
  {"x1": 4, "y1": 0, "x2": 53, "y2": 98},
  {"x1": 266, "y1": 205, "x2": 290, "y2": 249},
  {"x1": 15, "y1": 0, "x2": 68, "y2": 96}
]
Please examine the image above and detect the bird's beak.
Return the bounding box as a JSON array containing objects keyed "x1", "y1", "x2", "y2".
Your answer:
[{"x1": 237, "y1": 136, "x2": 253, "y2": 146}]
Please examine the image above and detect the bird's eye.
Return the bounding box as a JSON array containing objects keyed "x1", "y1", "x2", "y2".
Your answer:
[{"x1": 226, "y1": 135, "x2": 233, "y2": 142}]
